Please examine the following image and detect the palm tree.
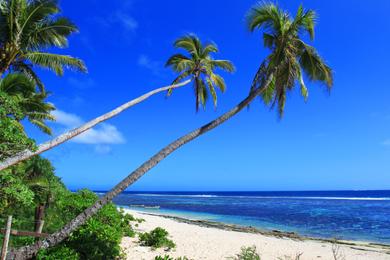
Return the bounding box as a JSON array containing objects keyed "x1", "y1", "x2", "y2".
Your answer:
[
  {"x1": 0, "y1": 78, "x2": 192, "y2": 171},
  {"x1": 247, "y1": 3, "x2": 332, "y2": 117},
  {"x1": 166, "y1": 34, "x2": 235, "y2": 110},
  {"x1": 9, "y1": 3, "x2": 333, "y2": 258},
  {"x1": 0, "y1": 35, "x2": 233, "y2": 170},
  {"x1": 0, "y1": 73, "x2": 55, "y2": 134},
  {"x1": 23, "y1": 156, "x2": 56, "y2": 234},
  {"x1": 0, "y1": 0, "x2": 86, "y2": 90}
]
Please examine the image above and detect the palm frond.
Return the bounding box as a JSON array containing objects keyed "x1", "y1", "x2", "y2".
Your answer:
[
  {"x1": 209, "y1": 73, "x2": 226, "y2": 92},
  {"x1": 165, "y1": 54, "x2": 194, "y2": 72},
  {"x1": 299, "y1": 43, "x2": 333, "y2": 89},
  {"x1": 23, "y1": 52, "x2": 87, "y2": 75},
  {"x1": 174, "y1": 34, "x2": 202, "y2": 57},
  {"x1": 246, "y1": 2, "x2": 283, "y2": 33},
  {"x1": 202, "y1": 42, "x2": 218, "y2": 56},
  {"x1": 209, "y1": 59, "x2": 235, "y2": 73},
  {"x1": 12, "y1": 62, "x2": 45, "y2": 92}
]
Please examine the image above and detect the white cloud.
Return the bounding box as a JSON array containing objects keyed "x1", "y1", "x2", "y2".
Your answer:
[
  {"x1": 115, "y1": 11, "x2": 138, "y2": 32},
  {"x1": 383, "y1": 139, "x2": 390, "y2": 146},
  {"x1": 94, "y1": 145, "x2": 112, "y2": 155},
  {"x1": 93, "y1": 9, "x2": 138, "y2": 34},
  {"x1": 52, "y1": 110, "x2": 83, "y2": 127},
  {"x1": 52, "y1": 110, "x2": 125, "y2": 148},
  {"x1": 138, "y1": 55, "x2": 163, "y2": 76},
  {"x1": 74, "y1": 124, "x2": 125, "y2": 145}
]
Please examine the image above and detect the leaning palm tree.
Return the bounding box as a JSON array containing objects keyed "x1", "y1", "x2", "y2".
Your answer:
[
  {"x1": 0, "y1": 34, "x2": 233, "y2": 171},
  {"x1": 9, "y1": 3, "x2": 333, "y2": 258},
  {"x1": 0, "y1": 0, "x2": 86, "y2": 90},
  {"x1": 0, "y1": 73, "x2": 55, "y2": 134},
  {"x1": 166, "y1": 34, "x2": 235, "y2": 110},
  {"x1": 0, "y1": 79, "x2": 192, "y2": 171}
]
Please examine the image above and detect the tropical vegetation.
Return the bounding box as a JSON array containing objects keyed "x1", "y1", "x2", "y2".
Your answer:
[
  {"x1": 166, "y1": 34, "x2": 234, "y2": 110},
  {"x1": 0, "y1": 0, "x2": 86, "y2": 90},
  {"x1": 139, "y1": 227, "x2": 176, "y2": 249},
  {"x1": 0, "y1": 1, "x2": 334, "y2": 259}
]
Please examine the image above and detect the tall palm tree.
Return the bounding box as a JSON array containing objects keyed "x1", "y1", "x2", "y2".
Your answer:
[
  {"x1": 1, "y1": 35, "x2": 233, "y2": 169},
  {"x1": 247, "y1": 3, "x2": 332, "y2": 117},
  {"x1": 0, "y1": 73, "x2": 55, "y2": 134},
  {"x1": 9, "y1": 3, "x2": 333, "y2": 258},
  {"x1": 0, "y1": 0, "x2": 86, "y2": 90},
  {"x1": 166, "y1": 34, "x2": 235, "y2": 110},
  {"x1": 0, "y1": 78, "x2": 192, "y2": 171}
]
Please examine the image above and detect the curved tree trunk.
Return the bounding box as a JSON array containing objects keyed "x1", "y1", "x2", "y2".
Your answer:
[
  {"x1": 8, "y1": 75, "x2": 273, "y2": 260},
  {"x1": 0, "y1": 79, "x2": 192, "y2": 172}
]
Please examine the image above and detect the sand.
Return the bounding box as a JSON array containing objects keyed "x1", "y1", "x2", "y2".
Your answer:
[{"x1": 120, "y1": 209, "x2": 390, "y2": 260}]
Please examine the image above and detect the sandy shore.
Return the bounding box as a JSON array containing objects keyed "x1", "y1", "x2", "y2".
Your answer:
[{"x1": 120, "y1": 209, "x2": 390, "y2": 260}]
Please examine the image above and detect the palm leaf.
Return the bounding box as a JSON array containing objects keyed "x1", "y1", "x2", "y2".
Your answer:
[{"x1": 23, "y1": 52, "x2": 87, "y2": 75}]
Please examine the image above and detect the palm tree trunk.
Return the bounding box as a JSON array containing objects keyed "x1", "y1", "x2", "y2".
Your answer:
[
  {"x1": 0, "y1": 79, "x2": 192, "y2": 172},
  {"x1": 8, "y1": 74, "x2": 273, "y2": 260},
  {"x1": 34, "y1": 204, "x2": 45, "y2": 242}
]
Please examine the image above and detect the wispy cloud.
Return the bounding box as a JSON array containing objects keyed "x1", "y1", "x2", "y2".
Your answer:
[
  {"x1": 52, "y1": 110, "x2": 125, "y2": 152},
  {"x1": 138, "y1": 55, "x2": 165, "y2": 77},
  {"x1": 52, "y1": 110, "x2": 83, "y2": 127},
  {"x1": 114, "y1": 11, "x2": 138, "y2": 32},
  {"x1": 73, "y1": 124, "x2": 125, "y2": 145},
  {"x1": 383, "y1": 139, "x2": 390, "y2": 146},
  {"x1": 68, "y1": 77, "x2": 96, "y2": 89}
]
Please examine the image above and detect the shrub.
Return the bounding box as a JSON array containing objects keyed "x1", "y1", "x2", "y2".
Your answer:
[
  {"x1": 38, "y1": 190, "x2": 136, "y2": 259},
  {"x1": 37, "y1": 245, "x2": 79, "y2": 260},
  {"x1": 232, "y1": 246, "x2": 261, "y2": 260},
  {"x1": 154, "y1": 256, "x2": 189, "y2": 260},
  {"x1": 139, "y1": 227, "x2": 176, "y2": 249}
]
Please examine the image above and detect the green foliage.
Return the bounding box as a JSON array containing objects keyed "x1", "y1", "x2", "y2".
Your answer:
[
  {"x1": 37, "y1": 245, "x2": 79, "y2": 260},
  {"x1": 0, "y1": 169, "x2": 35, "y2": 214},
  {"x1": 0, "y1": 73, "x2": 55, "y2": 134},
  {"x1": 0, "y1": 91, "x2": 36, "y2": 160},
  {"x1": 166, "y1": 34, "x2": 235, "y2": 111},
  {"x1": 155, "y1": 256, "x2": 190, "y2": 260},
  {"x1": 37, "y1": 189, "x2": 136, "y2": 259},
  {"x1": 139, "y1": 227, "x2": 176, "y2": 249},
  {"x1": 231, "y1": 246, "x2": 261, "y2": 260},
  {"x1": 246, "y1": 3, "x2": 333, "y2": 117},
  {"x1": 0, "y1": 158, "x2": 135, "y2": 259},
  {"x1": 0, "y1": 0, "x2": 86, "y2": 90}
]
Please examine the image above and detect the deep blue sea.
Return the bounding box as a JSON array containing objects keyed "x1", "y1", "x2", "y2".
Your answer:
[{"x1": 104, "y1": 190, "x2": 390, "y2": 244}]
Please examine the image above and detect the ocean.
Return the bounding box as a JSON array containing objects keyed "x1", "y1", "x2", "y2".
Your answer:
[{"x1": 106, "y1": 190, "x2": 390, "y2": 244}]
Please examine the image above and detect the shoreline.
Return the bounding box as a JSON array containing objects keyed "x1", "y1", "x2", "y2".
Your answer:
[
  {"x1": 137, "y1": 211, "x2": 390, "y2": 250},
  {"x1": 120, "y1": 208, "x2": 390, "y2": 259}
]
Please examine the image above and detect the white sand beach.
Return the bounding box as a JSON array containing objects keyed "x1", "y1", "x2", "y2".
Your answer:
[{"x1": 120, "y1": 209, "x2": 390, "y2": 260}]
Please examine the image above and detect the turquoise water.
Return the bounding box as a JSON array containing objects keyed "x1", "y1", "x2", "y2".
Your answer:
[{"x1": 107, "y1": 191, "x2": 390, "y2": 243}]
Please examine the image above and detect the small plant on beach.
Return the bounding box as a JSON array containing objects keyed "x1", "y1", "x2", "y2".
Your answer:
[
  {"x1": 139, "y1": 227, "x2": 176, "y2": 249},
  {"x1": 231, "y1": 246, "x2": 261, "y2": 260},
  {"x1": 154, "y1": 256, "x2": 190, "y2": 260},
  {"x1": 277, "y1": 252, "x2": 303, "y2": 260},
  {"x1": 331, "y1": 242, "x2": 346, "y2": 260}
]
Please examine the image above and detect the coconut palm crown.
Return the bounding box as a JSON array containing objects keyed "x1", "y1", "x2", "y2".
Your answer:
[
  {"x1": 247, "y1": 3, "x2": 333, "y2": 117},
  {"x1": 0, "y1": 0, "x2": 87, "y2": 91},
  {"x1": 0, "y1": 73, "x2": 55, "y2": 134},
  {"x1": 166, "y1": 34, "x2": 235, "y2": 111}
]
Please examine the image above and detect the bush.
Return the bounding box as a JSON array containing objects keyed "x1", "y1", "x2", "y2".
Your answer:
[
  {"x1": 155, "y1": 256, "x2": 189, "y2": 260},
  {"x1": 232, "y1": 246, "x2": 261, "y2": 260},
  {"x1": 37, "y1": 245, "x2": 79, "y2": 260},
  {"x1": 139, "y1": 227, "x2": 176, "y2": 249},
  {"x1": 38, "y1": 190, "x2": 136, "y2": 259}
]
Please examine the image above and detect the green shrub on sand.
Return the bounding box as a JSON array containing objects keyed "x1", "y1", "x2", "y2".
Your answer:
[{"x1": 139, "y1": 227, "x2": 176, "y2": 249}]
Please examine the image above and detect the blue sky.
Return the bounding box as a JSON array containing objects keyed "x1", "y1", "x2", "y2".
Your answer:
[{"x1": 26, "y1": 0, "x2": 390, "y2": 191}]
